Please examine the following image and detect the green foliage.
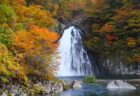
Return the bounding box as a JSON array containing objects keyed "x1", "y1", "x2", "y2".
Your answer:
[
  {"x1": 0, "y1": 26, "x2": 13, "y2": 47},
  {"x1": 83, "y1": 76, "x2": 97, "y2": 84},
  {"x1": 0, "y1": 76, "x2": 9, "y2": 82},
  {"x1": 0, "y1": 4, "x2": 16, "y2": 24},
  {"x1": 0, "y1": 4, "x2": 15, "y2": 47}
]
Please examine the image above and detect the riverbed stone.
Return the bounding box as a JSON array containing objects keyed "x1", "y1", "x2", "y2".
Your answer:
[{"x1": 107, "y1": 80, "x2": 136, "y2": 89}]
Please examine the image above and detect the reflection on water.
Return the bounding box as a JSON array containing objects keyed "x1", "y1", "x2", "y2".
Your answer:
[{"x1": 46, "y1": 83, "x2": 140, "y2": 96}]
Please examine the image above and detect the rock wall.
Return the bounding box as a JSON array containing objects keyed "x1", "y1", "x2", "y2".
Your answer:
[{"x1": 99, "y1": 58, "x2": 140, "y2": 76}]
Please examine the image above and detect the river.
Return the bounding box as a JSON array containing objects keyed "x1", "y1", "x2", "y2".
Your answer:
[
  {"x1": 46, "y1": 83, "x2": 140, "y2": 96},
  {"x1": 45, "y1": 76, "x2": 140, "y2": 96}
]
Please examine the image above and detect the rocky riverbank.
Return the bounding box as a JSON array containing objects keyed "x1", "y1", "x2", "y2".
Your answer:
[
  {"x1": 0, "y1": 80, "x2": 83, "y2": 96},
  {"x1": 0, "y1": 82, "x2": 63, "y2": 96},
  {"x1": 1, "y1": 78, "x2": 139, "y2": 96}
]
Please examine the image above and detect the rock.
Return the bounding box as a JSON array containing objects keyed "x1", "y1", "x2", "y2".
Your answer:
[
  {"x1": 62, "y1": 80, "x2": 74, "y2": 90},
  {"x1": 29, "y1": 90, "x2": 34, "y2": 96},
  {"x1": 53, "y1": 84, "x2": 63, "y2": 93},
  {"x1": 51, "y1": 21, "x2": 66, "y2": 35},
  {"x1": 0, "y1": 92, "x2": 7, "y2": 96},
  {"x1": 20, "y1": 93, "x2": 28, "y2": 96},
  {"x1": 107, "y1": 80, "x2": 136, "y2": 89},
  {"x1": 0, "y1": 82, "x2": 64, "y2": 95},
  {"x1": 38, "y1": 82, "x2": 63, "y2": 94},
  {"x1": 73, "y1": 81, "x2": 82, "y2": 89},
  {"x1": 135, "y1": 84, "x2": 140, "y2": 87}
]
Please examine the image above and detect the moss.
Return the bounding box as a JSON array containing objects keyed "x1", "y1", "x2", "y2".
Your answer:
[{"x1": 83, "y1": 76, "x2": 97, "y2": 84}]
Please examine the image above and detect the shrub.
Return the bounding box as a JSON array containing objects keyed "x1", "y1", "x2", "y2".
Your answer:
[{"x1": 83, "y1": 76, "x2": 97, "y2": 84}]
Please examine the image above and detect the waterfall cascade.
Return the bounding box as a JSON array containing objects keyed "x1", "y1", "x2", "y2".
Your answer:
[{"x1": 57, "y1": 26, "x2": 94, "y2": 76}]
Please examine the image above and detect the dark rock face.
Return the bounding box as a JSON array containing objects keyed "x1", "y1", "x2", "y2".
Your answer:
[
  {"x1": 53, "y1": 17, "x2": 93, "y2": 35},
  {"x1": 98, "y1": 58, "x2": 140, "y2": 76}
]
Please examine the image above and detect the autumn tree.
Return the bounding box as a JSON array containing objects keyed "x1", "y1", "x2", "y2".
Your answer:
[
  {"x1": 12, "y1": 25, "x2": 59, "y2": 80},
  {"x1": 0, "y1": 45, "x2": 28, "y2": 83}
]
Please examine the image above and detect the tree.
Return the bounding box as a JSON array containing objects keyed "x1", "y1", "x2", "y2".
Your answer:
[
  {"x1": 0, "y1": 45, "x2": 28, "y2": 82},
  {"x1": 12, "y1": 25, "x2": 59, "y2": 55},
  {"x1": 12, "y1": 25, "x2": 60, "y2": 80},
  {"x1": 0, "y1": 4, "x2": 16, "y2": 47},
  {"x1": 13, "y1": 4, "x2": 55, "y2": 28}
]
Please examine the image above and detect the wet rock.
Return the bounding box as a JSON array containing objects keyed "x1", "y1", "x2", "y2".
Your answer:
[
  {"x1": 73, "y1": 83, "x2": 82, "y2": 89},
  {"x1": 51, "y1": 21, "x2": 66, "y2": 35},
  {"x1": 62, "y1": 80, "x2": 74, "y2": 90},
  {"x1": 107, "y1": 80, "x2": 136, "y2": 89},
  {"x1": 73, "y1": 81, "x2": 83, "y2": 89}
]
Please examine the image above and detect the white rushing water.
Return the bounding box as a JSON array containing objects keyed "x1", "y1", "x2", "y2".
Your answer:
[{"x1": 57, "y1": 26, "x2": 93, "y2": 76}]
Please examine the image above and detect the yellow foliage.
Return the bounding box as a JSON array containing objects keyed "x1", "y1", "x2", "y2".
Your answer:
[
  {"x1": 0, "y1": 45, "x2": 28, "y2": 82},
  {"x1": 12, "y1": 4, "x2": 55, "y2": 28},
  {"x1": 126, "y1": 38, "x2": 137, "y2": 47}
]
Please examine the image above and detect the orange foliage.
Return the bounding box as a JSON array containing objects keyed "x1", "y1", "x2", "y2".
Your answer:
[
  {"x1": 104, "y1": 34, "x2": 119, "y2": 40},
  {"x1": 113, "y1": 9, "x2": 130, "y2": 23},
  {"x1": 66, "y1": 0, "x2": 87, "y2": 11},
  {"x1": 135, "y1": 57, "x2": 140, "y2": 63},
  {"x1": 99, "y1": 24, "x2": 114, "y2": 32},
  {"x1": 12, "y1": 25, "x2": 59, "y2": 55},
  {"x1": 66, "y1": 3, "x2": 79, "y2": 11}
]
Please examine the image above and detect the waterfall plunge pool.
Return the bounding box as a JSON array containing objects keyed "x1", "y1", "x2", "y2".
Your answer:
[
  {"x1": 57, "y1": 75, "x2": 140, "y2": 80},
  {"x1": 45, "y1": 76, "x2": 140, "y2": 96},
  {"x1": 46, "y1": 83, "x2": 140, "y2": 96}
]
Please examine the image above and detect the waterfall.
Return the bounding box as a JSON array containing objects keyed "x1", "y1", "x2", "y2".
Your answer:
[{"x1": 57, "y1": 26, "x2": 94, "y2": 76}]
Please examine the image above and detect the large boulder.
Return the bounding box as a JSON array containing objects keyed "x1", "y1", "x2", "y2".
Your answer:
[
  {"x1": 73, "y1": 81, "x2": 83, "y2": 89},
  {"x1": 62, "y1": 80, "x2": 74, "y2": 90},
  {"x1": 107, "y1": 80, "x2": 136, "y2": 89}
]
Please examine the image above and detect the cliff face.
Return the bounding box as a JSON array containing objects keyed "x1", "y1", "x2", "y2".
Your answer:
[{"x1": 99, "y1": 58, "x2": 140, "y2": 76}]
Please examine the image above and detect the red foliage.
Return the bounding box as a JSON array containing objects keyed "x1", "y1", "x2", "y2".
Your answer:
[{"x1": 104, "y1": 34, "x2": 119, "y2": 40}]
